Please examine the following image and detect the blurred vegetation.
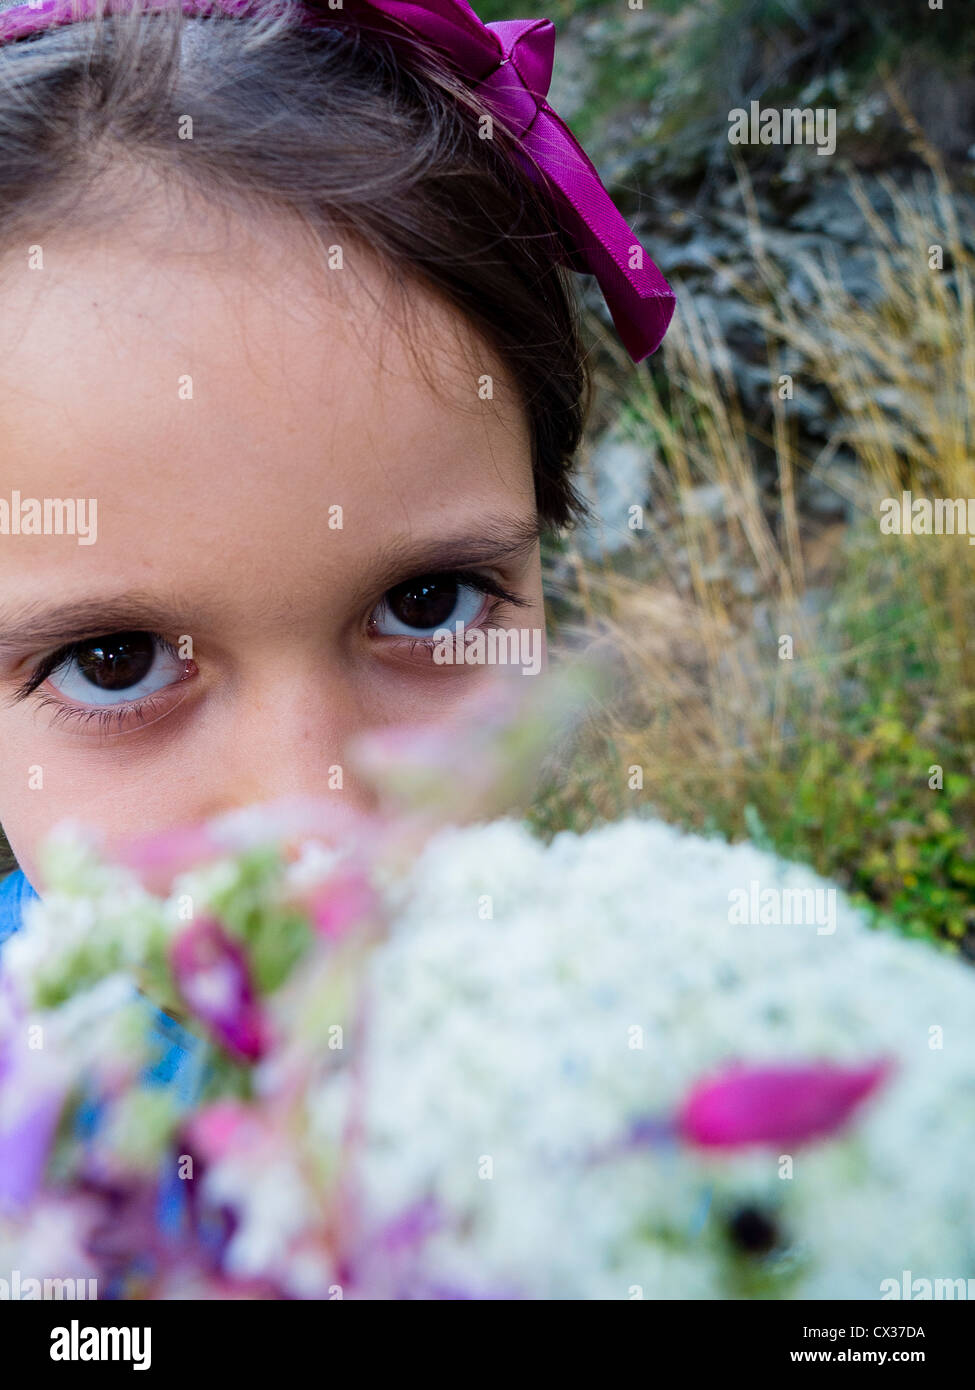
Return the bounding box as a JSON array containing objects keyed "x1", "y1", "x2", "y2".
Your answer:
[
  {"x1": 477, "y1": 0, "x2": 975, "y2": 951},
  {"x1": 535, "y1": 144, "x2": 975, "y2": 952},
  {"x1": 478, "y1": 0, "x2": 975, "y2": 184}
]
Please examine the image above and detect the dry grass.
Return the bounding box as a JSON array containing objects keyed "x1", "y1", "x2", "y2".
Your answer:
[{"x1": 540, "y1": 130, "x2": 975, "y2": 942}]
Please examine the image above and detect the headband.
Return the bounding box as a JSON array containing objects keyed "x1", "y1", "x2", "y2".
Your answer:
[{"x1": 0, "y1": 0, "x2": 676, "y2": 362}]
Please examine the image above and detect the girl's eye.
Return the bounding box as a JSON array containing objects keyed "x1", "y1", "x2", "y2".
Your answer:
[
  {"x1": 370, "y1": 575, "x2": 491, "y2": 637},
  {"x1": 46, "y1": 632, "x2": 189, "y2": 707}
]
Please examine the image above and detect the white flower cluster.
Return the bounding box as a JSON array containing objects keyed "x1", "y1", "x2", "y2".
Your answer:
[{"x1": 312, "y1": 816, "x2": 975, "y2": 1300}]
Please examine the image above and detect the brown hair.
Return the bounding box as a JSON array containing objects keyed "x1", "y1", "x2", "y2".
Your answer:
[{"x1": 0, "y1": 0, "x2": 592, "y2": 525}]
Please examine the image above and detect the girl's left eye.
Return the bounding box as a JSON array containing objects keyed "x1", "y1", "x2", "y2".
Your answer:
[
  {"x1": 44, "y1": 632, "x2": 190, "y2": 707},
  {"x1": 369, "y1": 574, "x2": 493, "y2": 637}
]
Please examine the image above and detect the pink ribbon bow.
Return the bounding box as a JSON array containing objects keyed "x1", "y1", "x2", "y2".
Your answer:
[{"x1": 0, "y1": 0, "x2": 676, "y2": 361}]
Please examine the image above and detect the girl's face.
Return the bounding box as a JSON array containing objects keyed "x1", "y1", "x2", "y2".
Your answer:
[{"x1": 0, "y1": 200, "x2": 545, "y2": 887}]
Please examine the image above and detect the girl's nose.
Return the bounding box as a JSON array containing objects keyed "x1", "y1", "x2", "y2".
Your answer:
[{"x1": 188, "y1": 671, "x2": 382, "y2": 823}]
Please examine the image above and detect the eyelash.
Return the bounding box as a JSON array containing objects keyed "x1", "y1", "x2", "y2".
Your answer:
[
  {"x1": 12, "y1": 570, "x2": 528, "y2": 730},
  {"x1": 384, "y1": 596, "x2": 507, "y2": 661},
  {"x1": 402, "y1": 569, "x2": 526, "y2": 616},
  {"x1": 24, "y1": 690, "x2": 176, "y2": 733},
  {"x1": 13, "y1": 635, "x2": 188, "y2": 733},
  {"x1": 14, "y1": 636, "x2": 184, "y2": 703}
]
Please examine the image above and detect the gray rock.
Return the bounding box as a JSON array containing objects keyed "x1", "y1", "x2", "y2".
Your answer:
[
  {"x1": 680, "y1": 482, "x2": 729, "y2": 520},
  {"x1": 789, "y1": 187, "x2": 867, "y2": 243},
  {"x1": 575, "y1": 435, "x2": 654, "y2": 559}
]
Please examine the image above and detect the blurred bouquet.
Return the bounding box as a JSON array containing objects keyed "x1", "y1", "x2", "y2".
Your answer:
[{"x1": 1, "y1": 672, "x2": 974, "y2": 1300}]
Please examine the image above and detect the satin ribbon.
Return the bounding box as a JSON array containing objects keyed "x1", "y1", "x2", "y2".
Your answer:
[{"x1": 0, "y1": 0, "x2": 676, "y2": 361}]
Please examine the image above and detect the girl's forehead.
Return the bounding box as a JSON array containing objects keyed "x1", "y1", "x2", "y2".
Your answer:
[{"x1": 0, "y1": 210, "x2": 535, "y2": 623}]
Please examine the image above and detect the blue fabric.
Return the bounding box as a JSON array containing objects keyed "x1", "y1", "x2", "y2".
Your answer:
[
  {"x1": 0, "y1": 866, "x2": 208, "y2": 1253},
  {"x1": 0, "y1": 866, "x2": 35, "y2": 950}
]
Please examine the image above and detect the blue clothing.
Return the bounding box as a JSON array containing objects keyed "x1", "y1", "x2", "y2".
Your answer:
[{"x1": 0, "y1": 866, "x2": 36, "y2": 950}]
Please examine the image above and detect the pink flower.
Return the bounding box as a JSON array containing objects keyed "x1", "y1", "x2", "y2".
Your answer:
[
  {"x1": 677, "y1": 1060, "x2": 893, "y2": 1149},
  {"x1": 183, "y1": 1101, "x2": 255, "y2": 1163},
  {"x1": 169, "y1": 919, "x2": 268, "y2": 1064},
  {"x1": 347, "y1": 670, "x2": 570, "y2": 825},
  {"x1": 309, "y1": 869, "x2": 377, "y2": 942},
  {"x1": 112, "y1": 822, "x2": 221, "y2": 892}
]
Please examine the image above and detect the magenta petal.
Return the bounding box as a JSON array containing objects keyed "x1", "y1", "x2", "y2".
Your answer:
[
  {"x1": 170, "y1": 918, "x2": 267, "y2": 1064},
  {"x1": 678, "y1": 1060, "x2": 893, "y2": 1149}
]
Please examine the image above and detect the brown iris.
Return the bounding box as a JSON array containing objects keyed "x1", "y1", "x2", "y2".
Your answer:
[
  {"x1": 75, "y1": 632, "x2": 156, "y2": 691},
  {"x1": 385, "y1": 576, "x2": 459, "y2": 629}
]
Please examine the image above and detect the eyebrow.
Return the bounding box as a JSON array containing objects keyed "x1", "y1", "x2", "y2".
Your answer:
[
  {"x1": 363, "y1": 514, "x2": 543, "y2": 598},
  {"x1": 0, "y1": 515, "x2": 543, "y2": 656}
]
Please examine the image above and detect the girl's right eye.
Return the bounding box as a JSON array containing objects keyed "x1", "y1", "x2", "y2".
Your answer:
[{"x1": 43, "y1": 632, "x2": 191, "y2": 707}]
